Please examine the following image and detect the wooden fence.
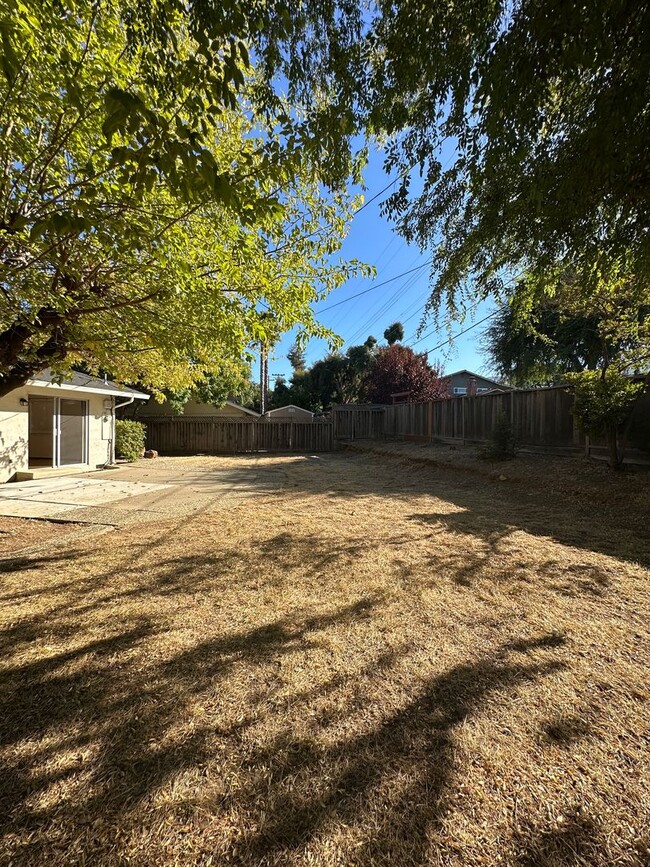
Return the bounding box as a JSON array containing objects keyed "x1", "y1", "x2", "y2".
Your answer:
[
  {"x1": 331, "y1": 405, "x2": 386, "y2": 441},
  {"x1": 141, "y1": 417, "x2": 333, "y2": 455},
  {"x1": 332, "y1": 387, "x2": 650, "y2": 457}
]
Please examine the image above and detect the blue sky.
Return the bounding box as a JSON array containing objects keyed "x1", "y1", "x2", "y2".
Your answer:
[{"x1": 265, "y1": 145, "x2": 498, "y2": 384}]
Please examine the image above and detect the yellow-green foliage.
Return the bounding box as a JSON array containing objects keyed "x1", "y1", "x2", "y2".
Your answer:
[{"x1": 115, "y1": 420, "x2": 146, "y2": 462}]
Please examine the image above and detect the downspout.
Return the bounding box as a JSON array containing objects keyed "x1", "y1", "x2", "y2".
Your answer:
[{"x1": 103, "y1": 395, "x2": 136, "y2": 467}]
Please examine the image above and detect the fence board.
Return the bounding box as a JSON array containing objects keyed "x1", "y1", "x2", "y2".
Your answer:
[
  {"x1": 140, "y1": 417, "x2": 333, "y2": 455},
  {"x1": 332, "y1": 406, "x2": 385, "y2": 440},
  {"x1": 332, "y1": 386, "x2": 650, "y2": 457}
]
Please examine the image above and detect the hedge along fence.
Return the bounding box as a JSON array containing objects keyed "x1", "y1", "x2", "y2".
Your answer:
[{"x1": 333, "y1": 386, "x2": 650, "y2": 457}]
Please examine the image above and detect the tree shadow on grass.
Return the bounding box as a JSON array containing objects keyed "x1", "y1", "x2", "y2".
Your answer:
[
  {"x1": 0, "y1": 591, "x2": 571, "y2": 866},
  {"x1": 513, "y1": 815, "x2": 604, "y2": 866},
  {"x1": 292, "y1": 452, "x2": 650, "y2": 568},
  {"x1": 229, "y1": 638, "x2": 567, "y2": 866},
  {"x1": 407, "y1": 511, "x2": 617, "y2": 594}
]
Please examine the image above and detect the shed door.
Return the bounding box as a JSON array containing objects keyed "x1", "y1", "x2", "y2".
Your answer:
[
  {"x1": 28, "y1": 397, "x2": 55, "y2": 467},
  {"x1": 58, "y1": 399, "x2": 87, "y2": 465}
]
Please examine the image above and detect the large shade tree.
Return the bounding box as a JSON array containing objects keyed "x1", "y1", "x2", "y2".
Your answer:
[
  {"x1": 172, "y1": 0, "x2": 650, "y2": 320},
  {"x1": 0, "y1": 0, "x2": 368, "y2": 397},
  {"x1": 366, "y1": 344, "x2": 447, "y2": 404},
  {"x1": 4, "y1": 1, "x2": 647, "y2": 399}
]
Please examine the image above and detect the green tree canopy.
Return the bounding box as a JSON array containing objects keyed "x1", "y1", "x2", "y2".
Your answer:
[
  {"x1": 271, "y1": 336, "x2": 378, "y2": 412},
  {"x1": 186, "y1": 0, "x2": 649, "y2": 329},
  {"x1": 0, "y1": 0, "x2": 368, "y2": 397},
  {"x1": 175, "y1": 0, "x2": 649, "y2": 323},
  {"x1": 287, "y1": 344, "x2": 306, "y2": 372},
  {"x1": 484, "y1": 304, "x2": 608, "y2": 387},
  {"x1": 383, "y1": 322, "x2": 404, "y2": 345},
  {"x1": 372, "y1": 0, "x2": 650, "y2": 321}
]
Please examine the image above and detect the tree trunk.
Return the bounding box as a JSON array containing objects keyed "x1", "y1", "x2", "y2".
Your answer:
[
  {"x1": 607, "y1": 427, "x2": 623, "y2": 471},
  {"x1": 0, "y1": 312, "x2": 68, "y2": 397}
]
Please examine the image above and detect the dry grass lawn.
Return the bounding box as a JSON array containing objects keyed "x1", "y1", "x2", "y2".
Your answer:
[
  {"x1": 0, "y1": 452, "x2": 648, "y2": 866},
  {"x1": 0, "y1": 516, "x2": 82, "y2": 554}
]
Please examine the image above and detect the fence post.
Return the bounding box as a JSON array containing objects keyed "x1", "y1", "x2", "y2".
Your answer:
[{"x1": 462, "y1": 397, "x2": 466, "y2": 445}]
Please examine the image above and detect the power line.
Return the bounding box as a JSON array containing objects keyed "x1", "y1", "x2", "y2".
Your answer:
[
  {"x1": 317, "y1": 260, "x2": 431, "y2": 312},
  {"x1": 419, "y1": 310, "x2": 501, "y2": 356},
  {"x1": 266, "y1": 161, "x2": 416, "y2": 259},
  {"x1": 342, "y1": 268, "x2": 423, "y2": 348},
  {"x1": 339, "y1": 250, "x2": 425, "y2": 344},
  {"x1": 314, "y1": 145, "x2": 460, "y2": 319}
]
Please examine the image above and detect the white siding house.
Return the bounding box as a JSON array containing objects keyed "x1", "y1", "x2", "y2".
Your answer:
[{"x1": 0, "y1": 370, "x2": 149, "y2": 483}]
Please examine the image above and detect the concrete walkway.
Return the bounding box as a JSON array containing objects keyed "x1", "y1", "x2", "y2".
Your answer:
[
  {"x1": 0, "y1": 455, "x2": 288, "y2": 525},
  {"x1": 0, "y1": 476, "x2": 171, "y2": 521}
]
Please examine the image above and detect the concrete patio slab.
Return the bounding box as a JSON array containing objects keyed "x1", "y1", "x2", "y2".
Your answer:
[
  {"x1": 0, "y1": 499, "x2": 82, "y2": 519},
  {"x1": 0, "y1": 456, "x2": 289, "y2": 525},
  {"x1": 0, "y1": 476, "x2": 172, "y2": 522}
]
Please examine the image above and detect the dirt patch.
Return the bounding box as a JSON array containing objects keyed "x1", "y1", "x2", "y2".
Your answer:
[
  {"x1": 0, "y1": 453, "x2": 648, "y2": 866},
  {"x1": 0, "y1": 516, "x2": 82, "y2": 555}
]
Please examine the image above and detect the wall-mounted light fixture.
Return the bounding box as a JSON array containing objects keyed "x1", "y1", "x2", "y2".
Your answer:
[{"x1": 19, "y1": 397, "x2": 28, "y2": 407}]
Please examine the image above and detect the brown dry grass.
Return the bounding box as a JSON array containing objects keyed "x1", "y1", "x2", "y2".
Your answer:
[
  {"x1": 0, "y1": 516, "x2": 82, "y2": 554},
  {"x1": 0, "y1": 452, "x2": 648, "y2": 866}
]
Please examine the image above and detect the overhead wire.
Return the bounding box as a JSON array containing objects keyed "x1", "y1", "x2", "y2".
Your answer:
[
  {"x1": 317, "y1": 260, "x2": 431, "y2": 313},
  {"x1": 338, "y1": 250, "x2": 426, "y2": 343},
  {"x1": 342, "y1": 267, "x2": 424, "y2": 348},
  {"x1": 313, "y1": 142, "x2": 460, "y2": 325}
]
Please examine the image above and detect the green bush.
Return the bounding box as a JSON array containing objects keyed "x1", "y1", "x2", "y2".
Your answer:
[
  {"x1": 567, "y1": 369, "x2": 645, "y2": 469},
  {"x1": 115, "y1": 419, "x2": 146, "y2": 462},
  {"x1": 482, "y1": 410, "x2": 516, "y2": 460}
]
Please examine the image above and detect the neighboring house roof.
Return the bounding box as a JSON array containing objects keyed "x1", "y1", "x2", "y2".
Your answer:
[
  {"x1": 266, "y1": 404, "x2": 313, "y2": 415},
  {"x1": 225, "y1": 400, "x2": 259, "y2": 417},
  {"x1": 444, "y1": 369, "x2": 509, "y2": 390},
  {"x1": 27, "y1": 368, "x2": 150, "y2": 400}
]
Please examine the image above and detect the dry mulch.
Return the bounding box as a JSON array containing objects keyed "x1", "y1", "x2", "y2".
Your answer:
[{"x1": 0, "y1": 452, "x2": 648, "y2": 866}]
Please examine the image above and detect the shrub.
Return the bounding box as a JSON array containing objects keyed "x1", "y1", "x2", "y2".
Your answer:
[
  {"x1": 482, "y1": 410, "x2": 516, "y2": 460},
  {"x1": 115, "y1": 419, "x2": 146, "y2": 462},
  {"x1": 567, "y1": 369, "x2": 645, "y2": 469}
]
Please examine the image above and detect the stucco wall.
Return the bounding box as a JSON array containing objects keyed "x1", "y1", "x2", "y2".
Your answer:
[{"x1": 0, "y1": 385, "x2": 112, "y2": 483}]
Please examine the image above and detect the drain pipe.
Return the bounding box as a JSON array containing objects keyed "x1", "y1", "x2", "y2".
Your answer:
[{"x1": 103, "y1": 395, "x2": 136, "y2": 467}]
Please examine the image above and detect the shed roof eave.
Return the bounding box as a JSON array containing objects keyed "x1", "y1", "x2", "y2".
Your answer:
[{"x1": 25, "y1": 378, "x2": 150, "y2": 400}]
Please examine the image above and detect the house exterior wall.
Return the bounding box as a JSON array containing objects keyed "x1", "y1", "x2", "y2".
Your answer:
[
  {"x1": 130, "y1": 399, "x2": 254, "y2": 419},
  {"x1": 0, "y1": 385, "x2": 112, "y2": 483},
  {"x1": 266, "y1": 405, "x2": 313, "y2": 421},
  {"x1": 445, "y1": 372, "x2": 507, "y2": 396}
]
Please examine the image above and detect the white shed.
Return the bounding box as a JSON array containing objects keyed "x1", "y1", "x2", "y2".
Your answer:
[
  {"x1": 0, "y1": 369, "x2": 149, "y2": 482},
  {"x1": 265, "y1": 404, "x2": 314, "y2": 421}
]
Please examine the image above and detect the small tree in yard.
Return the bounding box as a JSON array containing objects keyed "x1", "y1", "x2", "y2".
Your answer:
[
  {"x1": 115, "y1": 420, "x2": 146, "y2": 463},
  {"x1": 366, "y1": 345, "x2": 447, "y2": 404},
  {"x1": 568, "y1": 370, "x2": 646, "y2": 471},
  {"x1": 483, "y1": 411, "x2": 516, "y2": 461}
]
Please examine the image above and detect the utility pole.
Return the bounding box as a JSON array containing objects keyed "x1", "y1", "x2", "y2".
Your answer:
[{"x1": 259, "y1": 345, "x2": 269, "y2": 415}]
